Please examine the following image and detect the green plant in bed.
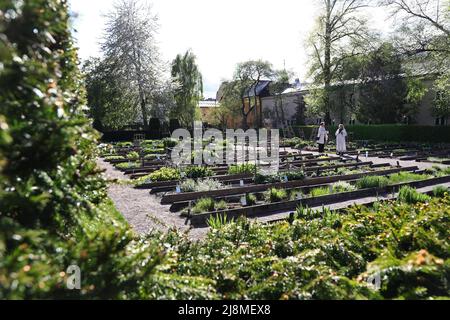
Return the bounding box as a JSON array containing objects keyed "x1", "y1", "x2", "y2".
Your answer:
[{"x1": 264, "y1": 188, "x2": 288, "y2": 203}]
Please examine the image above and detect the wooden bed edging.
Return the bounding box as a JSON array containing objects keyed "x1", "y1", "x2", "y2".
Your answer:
[
  {"x1": 161, "y1": 166, "x2": 419, "y2": 204},
  {"x1": 150, "y1": 161, "x2": 374, "y2": 194},
  {"x1": 189, "y1": 175, "x2": 450, "y2": 227}
]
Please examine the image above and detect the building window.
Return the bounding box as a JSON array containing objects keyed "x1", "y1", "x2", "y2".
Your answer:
[{"x1": 435, "y1": 117, "x2": 448, "y2": 126}]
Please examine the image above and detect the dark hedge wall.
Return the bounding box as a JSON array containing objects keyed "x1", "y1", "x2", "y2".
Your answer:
[{"x1": 295, "y1": 125, "x2": 450, "y2": 143}]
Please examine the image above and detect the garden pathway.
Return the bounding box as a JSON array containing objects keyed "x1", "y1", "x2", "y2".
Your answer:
[{"x1": 96, "y1": 158, "x2": 209, "y2": 240}]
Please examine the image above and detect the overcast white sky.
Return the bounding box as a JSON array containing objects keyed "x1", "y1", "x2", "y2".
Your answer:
[{"x1": 69, "y1": 0, "x2": 393, "y2": 98}]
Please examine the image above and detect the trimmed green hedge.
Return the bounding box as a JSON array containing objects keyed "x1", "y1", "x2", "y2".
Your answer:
[{"x1": 295, "y1": 125, "x2": 450, "y2": 143}]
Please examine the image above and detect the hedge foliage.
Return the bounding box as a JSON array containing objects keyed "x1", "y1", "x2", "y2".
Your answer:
[
  {"x1": 1, "y1": 0, "x2": 448, "y2": 300},
  {"x1": 0, "y1": 0, "x2": 213, "y2": 300},
  {"x1": 296, "y1": 125, "x2": 450, "y2": 143}
]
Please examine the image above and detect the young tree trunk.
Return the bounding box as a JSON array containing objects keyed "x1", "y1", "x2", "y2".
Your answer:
[
  {"x1": 241, "y1": 97, "x2": 249, "y2": 130},
  {"x1": 323, "y1": 0, "x2": 333, "y2": 125},
  {"x1": 138, "y1": 85, "x2": 148, "y2": 129}
]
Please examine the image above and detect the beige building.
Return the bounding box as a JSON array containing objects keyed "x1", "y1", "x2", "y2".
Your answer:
[{"x1": 261, "y1": 75, "x2": 446, "y2": 127}]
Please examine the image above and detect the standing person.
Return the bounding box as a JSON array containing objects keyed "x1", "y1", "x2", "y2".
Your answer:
[
  {"x1": 335, "y1": 124, "x2": 348, "y2": 155},
  {"x1": 317, "y1": 122, "x2": 328, "y2": 153}
]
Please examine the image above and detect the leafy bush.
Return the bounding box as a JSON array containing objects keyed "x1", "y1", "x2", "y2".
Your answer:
[
  {"x1": 117, "y1": 141, "x2": 133, "y2": 147},
  {"x1": 285, "y1": 171, "x2": 306, "y2": 181},
  {"x1": 181, "y1": 178, "x2": 225, "y2": 193},
  {"x1": 192, "y1": 198, "x2": 215, "y2": 213},
  {"x1": 255, "y1": 171, "x2": 305, "y2": 184},
  {"x1": 255, "y1": 173, "x2": 280, "y2": 184},
  {"x1": 144, "y1": 148, "x2": 165, "y2": 155},
  {"x1": 126, "y1": 151, "x2": 139, "y2": 160},
  {"x1": 228, "y1": 164, "x2": 257, "y2": 175},
  {"x1": 116, "y1": 162, "x2": 140, "y2": 170},
  {"x1": 144, "y1": 154, "x2": 158, "y2": 160},
  {"x1": 170, "y1": 195, "x2": 449, "y2": 299},
  {"x1": 141, "y1": 140, "x2": 164, "y2": 149},
  {"x1": 148, "y1": 167, "x2": 180, "y2": 182},
  {"x1": 310, "y1": 187, "x2": 331, "y2": 197},
  {"x1": 331, "y1": 181, "x2": 356, "y2": 193},
  {"x1": 363, "y1": 250, "x2": 448, "y2": 299},
  {"x1": 163, "y1": 138, "x2": 178, "y2": 149},
  {"x1": 398, "y1": 186, "x2": 431, "y2": 204},
  {"x1": 104, "y1": 155, "x2": 125, "y2": 161},
  {"x1": 215, "y1": 200, "x2": 227, "y2": 211},
  {"x1": 183, "y1": 166, "x2": 213, "y2": 179},
  {"x1": 191, "y1": 198, "x2": 227, "y2": 214},
  {"x1": 245, "y1": 194, "x2": 257, "y2": 206},
  {"x1": 264, "y1": 188, "x2": 288, "y2": 203},
  {"x1": 432, "y1": 185, "x2": 449, "y2": 198},
  {"x1": 356, "y1": 176, "x2": 390, "y2": 189}
]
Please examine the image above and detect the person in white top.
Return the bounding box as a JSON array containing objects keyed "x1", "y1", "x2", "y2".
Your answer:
[
  {"x1": 317, "y1": 122, "x2": 328, "y2": 153},
  {"x1": 335, "y1": 124, "x2": 348, "y2": 155}
]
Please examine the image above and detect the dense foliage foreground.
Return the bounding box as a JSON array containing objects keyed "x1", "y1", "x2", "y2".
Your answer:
[{"x1": 0, "y1": 0, "x2": 449, "y2": 300}]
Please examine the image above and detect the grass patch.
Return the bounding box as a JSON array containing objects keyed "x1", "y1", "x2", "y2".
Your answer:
[
  {"x1": 387, "y1": 172, "x2": 431, "y2": 185},
  {"x1": 191, "y1": 198, "x2": 227, "y2": 214},
  {"x1": 397, "y1": 186, "x2": 431, "y2": 204},
  {"x1": 432, "y1": 185, "x2": 449, "y2": 198},
  {"x1": 356, "y1": 176, "x2": 390, "y2": 189}
]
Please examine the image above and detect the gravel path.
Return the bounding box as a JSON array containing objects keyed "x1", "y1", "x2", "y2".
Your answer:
[
  {"x1": 97, "y1": 151, "x2": 448, "y2": 237},
  {"x1": 96, "y1": 158, "x2": 209, "y2": 240}
]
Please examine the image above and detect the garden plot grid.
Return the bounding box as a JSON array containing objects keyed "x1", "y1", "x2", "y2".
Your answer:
[{"x1": 98, "y1": 140, "x2": 450, "y2": 237}]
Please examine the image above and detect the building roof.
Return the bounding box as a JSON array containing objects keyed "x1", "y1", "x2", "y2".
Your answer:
[{"x1": 245, "y1": 80, "x2": 271, "y2": 97}]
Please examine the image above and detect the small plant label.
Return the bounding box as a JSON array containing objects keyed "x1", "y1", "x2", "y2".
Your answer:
[
  {"x1": 240, "y1": 196, "x2": 247, "y2": 206},
  {"x1": 296, "y1": 193, "x2": 303, "y2": 200},
  {"x1": 240, "y1": 180, "x2": 244, "y2": 187},
  {"x1": 283, "y1": 176, "x2": 288, "y2": 182},
  {"x1": 176, "y1": 185, "x2": 181, "y2": 193},
  {"x1": 366, "y1": 151, "x2": 369, "y2": 158}
]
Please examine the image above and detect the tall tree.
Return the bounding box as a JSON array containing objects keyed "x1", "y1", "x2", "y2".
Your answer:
[
  {"x1": 306, "y1": 0, "x2": 374, "y2": 124},
  {"x1": 358, "y1": 43, "x2": 411, "y2": 123},
  {"x1": 170, "y1": 50, "x2": 203, "y2": 128},
  {"x1": 83, "y1": 57, "x2": 137, "y2": 130},
  {"x1": 383, "y1": 0, "x2": 450, "y2": 119},
  {"x1": 102, "y1": 0, "x2": 161, "y2": 129},
  {"x1": 234, "y1": 60, "x2": 274, "y2": 129},
  {"x1": 214, "y1": 81, "x2": 246, "y2": 130}
]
